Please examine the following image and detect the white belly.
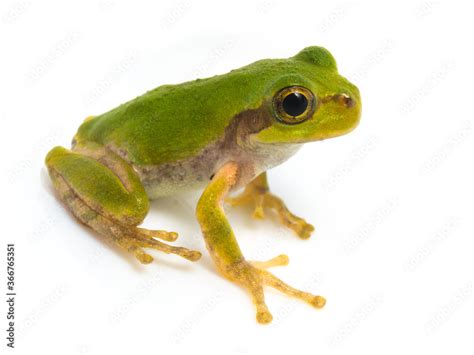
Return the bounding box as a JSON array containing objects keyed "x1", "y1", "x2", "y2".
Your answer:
[{"x1": 133, "y1": 139, "x2": 301, "y2": 199}]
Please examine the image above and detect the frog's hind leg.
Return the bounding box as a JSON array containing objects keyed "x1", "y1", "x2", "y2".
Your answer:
[{"x1": 45, "y1": 143, "x2": 201, "y2": 264}]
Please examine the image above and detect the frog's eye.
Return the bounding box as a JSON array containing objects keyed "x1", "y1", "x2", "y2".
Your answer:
[{"x1": 272, "y1": 86, "x2": 316, "y2": 124}]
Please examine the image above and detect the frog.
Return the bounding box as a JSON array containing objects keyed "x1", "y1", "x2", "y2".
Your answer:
[{"x1": 45, "y1": 46, "x2": 361, "y2": 324}]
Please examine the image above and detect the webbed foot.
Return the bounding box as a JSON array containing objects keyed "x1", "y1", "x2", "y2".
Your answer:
[{"x1": 227, "y1": 256, "x2": 325, "y2": 323}]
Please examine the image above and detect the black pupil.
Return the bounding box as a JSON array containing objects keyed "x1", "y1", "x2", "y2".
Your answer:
[{"x1": 282, "y1": 92, "x2": 308, "y2": 117}]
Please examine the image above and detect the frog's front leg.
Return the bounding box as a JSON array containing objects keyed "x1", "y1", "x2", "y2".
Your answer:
[
  {"x1": 196, "y1": 162, "x2": 325, "y2": 324},
  {"x1": 226, "y1": 172, "x2": 315, "y2": 239},
  {"x1": 45, "y1": 142, "x2": 201, "y2": 264}
]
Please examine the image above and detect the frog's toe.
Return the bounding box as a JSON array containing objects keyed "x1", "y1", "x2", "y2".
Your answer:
[
  {"x1": 285, "y1": 219, "x2": 315, "y2": 239},
  {"x1": 250, "y1": 254, "x2": 289, "y2": 269},
  {"x1": 227, "y1": 189, "x2": 315, "y2": 239},
  {"x1": 137, "y1": 227, "x2": 179, "y2": 242},
  {"x1": 311, "y1": 295, "x2": 327, "y2": 308},
  {"x1": 93, "y1": 217, "x2": 201, "y2": 264},
  {"x1": 251, "y1": 194, "x2": 266, "y2": 219},
  {"x1": 256, "y1": 309, "x2": 273, "y2": 324},
  {"x1": 225, "y1": 193, "x2": 252, "y2": 207},
  {"x1": 125, "y1": 245, "x2": 154, "y2": 264},
  {"x1": 227, "y1": 260, "x2": 274, "y2": 324},
  {"x1": 263, "y1": 194, "x2": 315, "y2": 239},
  {"x1": 128, "y1": 233, "x2": 202, "y2": 262},
  {"x1": 257, "y1": 267, "x2": 326, "y2": 309}
]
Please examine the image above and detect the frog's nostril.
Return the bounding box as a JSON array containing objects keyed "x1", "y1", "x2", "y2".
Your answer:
[
  {"x1": 335, "y1": 93, "x2": 355, "y2": 108},
  {"x1": 341, "y1": 94, "x2": 355, "y2": 108},
  {"x1": 322, "y1": 93, "x2": 355, "y2": 108}
]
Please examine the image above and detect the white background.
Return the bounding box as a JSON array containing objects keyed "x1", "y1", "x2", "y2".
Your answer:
[{"x1": 1, "y1": 1, "x2": 473, "y2": 354}]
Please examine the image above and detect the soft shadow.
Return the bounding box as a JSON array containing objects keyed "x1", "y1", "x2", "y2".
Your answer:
[{"x1": 148, "y1": 191, "x2": 199, "y2": 222}]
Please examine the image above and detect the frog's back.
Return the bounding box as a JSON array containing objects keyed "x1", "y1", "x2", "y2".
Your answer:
[{"x1": 75, "y1": 59, "x2": 289, "y2": 166}]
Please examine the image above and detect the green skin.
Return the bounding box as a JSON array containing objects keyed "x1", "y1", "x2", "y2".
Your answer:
[{"x1": 45, "y1": 46, "x2": 361, "y2": 324}]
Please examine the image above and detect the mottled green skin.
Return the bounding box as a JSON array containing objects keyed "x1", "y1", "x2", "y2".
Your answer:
[{"x1": 75, "y1": 47, "x2": 361, "y2": 166}]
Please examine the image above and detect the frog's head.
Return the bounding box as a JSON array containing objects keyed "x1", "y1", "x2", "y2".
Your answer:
[{"x1": 252, "y1": 46, "x2": 361, "y2": 144}]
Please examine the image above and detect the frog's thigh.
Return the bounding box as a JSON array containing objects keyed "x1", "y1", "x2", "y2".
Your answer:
[
  {"x1": 46, "y1": 145, "x2": 148, "y2": 225},
  {"x1": 45, "y1": 145, "x2": 201, "y2": 263}
]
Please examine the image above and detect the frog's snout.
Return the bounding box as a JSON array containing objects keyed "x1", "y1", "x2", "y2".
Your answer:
[{"x1": 313, "y1": 89, "x2": 361, "y2": 140}]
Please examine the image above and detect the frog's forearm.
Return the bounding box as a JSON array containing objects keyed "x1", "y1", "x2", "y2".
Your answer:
[
  {"x1": 196, "y1": 162, "x2": 243, "y2": 268},
  {"x1": 197, "y1": 164, "x2": 325, "y2": 323}
]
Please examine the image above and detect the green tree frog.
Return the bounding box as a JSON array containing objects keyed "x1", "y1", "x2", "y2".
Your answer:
[{"x1": 45, "y1": 46, "x2": 361, "y2": 323}]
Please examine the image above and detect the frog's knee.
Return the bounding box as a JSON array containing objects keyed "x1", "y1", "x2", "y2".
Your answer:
[
  {"x1": 119, "y1": 195, "x2": 149, "y2": 225},
  {"x1": 45, "y1": 146, "x2": 68, "y2": 165}
]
